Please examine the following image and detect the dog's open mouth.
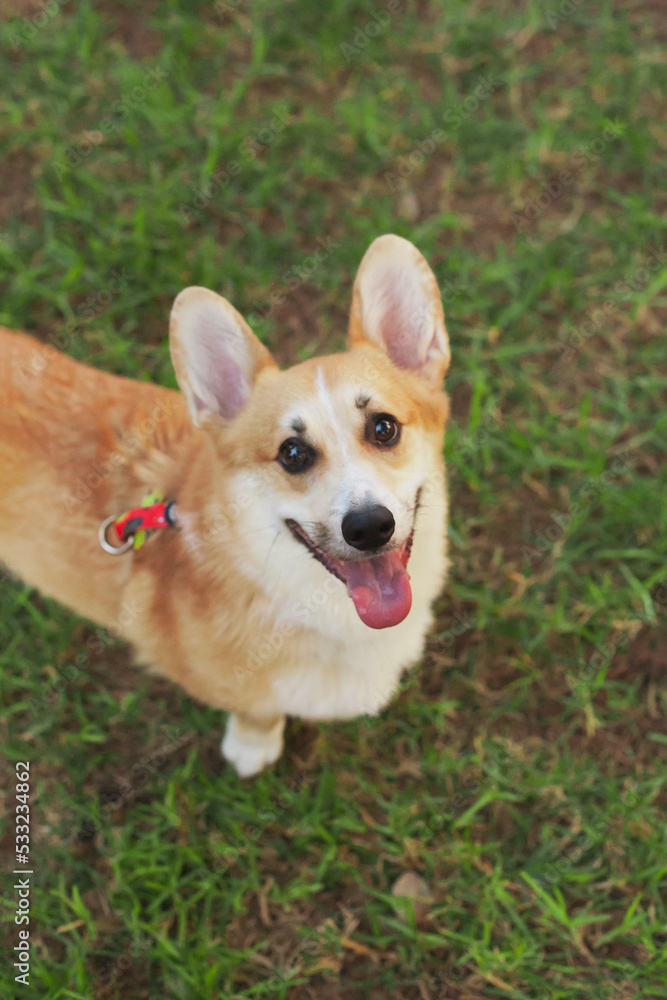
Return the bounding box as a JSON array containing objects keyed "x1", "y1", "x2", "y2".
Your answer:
[{"x1": 285, "y1": 520, "x2": 414, "y2": 629}]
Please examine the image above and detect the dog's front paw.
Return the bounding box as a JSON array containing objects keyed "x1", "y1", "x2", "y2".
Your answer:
[{"x1": 221, "y1": 713, "x2": 285, "y2": 778}]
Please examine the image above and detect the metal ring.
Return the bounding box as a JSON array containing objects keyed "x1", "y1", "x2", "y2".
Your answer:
[{"x1": 98, "y1": 515, "x2": 134, "y2": 555}]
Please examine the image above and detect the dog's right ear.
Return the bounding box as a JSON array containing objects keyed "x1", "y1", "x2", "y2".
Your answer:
[
  {"x1": 169, "y1": 287, "x2": 276, "y2": 426},
  {"x1": 348, "y1": 234, "x2": 450, "y2": 387}
]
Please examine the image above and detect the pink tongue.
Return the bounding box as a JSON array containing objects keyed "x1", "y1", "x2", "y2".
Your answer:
[{"x1": 344, "y1": 551, "x2": 412, "y2": 629}]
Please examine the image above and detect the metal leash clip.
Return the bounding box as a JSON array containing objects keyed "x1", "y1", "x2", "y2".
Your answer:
[{"x1": 98, "y1": 514, "x2": 135, "y2": 555}]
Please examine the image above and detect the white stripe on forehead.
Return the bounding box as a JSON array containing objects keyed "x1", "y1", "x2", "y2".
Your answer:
[{"x1": 315, "y1": 366, "x2": 351, "y2": 464}]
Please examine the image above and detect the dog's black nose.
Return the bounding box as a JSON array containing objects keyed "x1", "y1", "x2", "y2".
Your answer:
[{"x1": 342, "y1": 505, "x2": 395, "y2": 552}]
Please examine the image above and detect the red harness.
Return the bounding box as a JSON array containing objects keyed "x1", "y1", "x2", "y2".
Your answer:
[
  {"x1": 112, "y1": 499, "x2": 177, "y2": 543},
  {"x1": 99, "y1": 496, "x2": 177, "y2": 555}
]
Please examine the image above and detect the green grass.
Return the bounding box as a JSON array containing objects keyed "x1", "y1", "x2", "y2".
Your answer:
[{"x1": 1, "y1": 0, "x2": 666, "y2": 997}]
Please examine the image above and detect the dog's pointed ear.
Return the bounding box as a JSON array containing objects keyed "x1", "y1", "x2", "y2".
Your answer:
[
  {"x1": 169, "y1": 287, "x2": 277, "y2": 426},
  {"x1": 348, "y1": 234, "x2": 450, "y2": 386}
]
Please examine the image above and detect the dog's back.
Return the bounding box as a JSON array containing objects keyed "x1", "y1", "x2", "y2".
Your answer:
[{"x1": 0, "y1": 326, "x2": 188, "y2": 627}]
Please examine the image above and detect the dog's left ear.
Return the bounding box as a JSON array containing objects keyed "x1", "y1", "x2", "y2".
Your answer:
[
  {"x1": 170, "y1": 286, "x2": 277, "y2": 426},
  {"x1": 348, "y1": 234, "x2": 450, "y2": 386}
]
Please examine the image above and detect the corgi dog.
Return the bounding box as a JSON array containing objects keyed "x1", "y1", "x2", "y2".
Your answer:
[{"x1": 0, "y1": 235, "x2": 450, "y2": 776}]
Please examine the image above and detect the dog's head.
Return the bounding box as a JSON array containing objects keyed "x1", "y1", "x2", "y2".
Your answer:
[{"x1": 169, "y1": 234, "x2": 450, "y2": 629}]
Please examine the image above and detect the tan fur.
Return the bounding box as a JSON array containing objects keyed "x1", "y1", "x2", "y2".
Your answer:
[{"x1": 0, "y1": 235, "x2": 451, "y2": 776}]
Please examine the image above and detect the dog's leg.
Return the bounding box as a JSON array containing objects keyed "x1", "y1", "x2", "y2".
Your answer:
[{"x1": 221, "y1": 712, "x2": 286, "y2": 778}]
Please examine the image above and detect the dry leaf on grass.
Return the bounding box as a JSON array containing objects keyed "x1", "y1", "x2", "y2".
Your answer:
[{"x1": 391, "y1": 871, "x2": 432, "y2": 925}]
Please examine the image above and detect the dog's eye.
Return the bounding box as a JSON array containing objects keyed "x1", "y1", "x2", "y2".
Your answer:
[
  {"x1": 278, "y1": 437, "x2": 315, "y2": 473},
  {"x1": 370, "y1": 413, "x2": 401, "y2": 447}
]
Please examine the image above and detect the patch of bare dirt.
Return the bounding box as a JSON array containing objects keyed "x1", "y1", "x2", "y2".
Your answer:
[
  {"x1": 622, "y1": 623, "x2": 667, "y2": 682},
  {"x1": 0, "y1": 151, "x2": 41, "y2": 229},
  {"x1": 1, "y1": 0, "x2": 50, "y2": 16},
  {"x1": 268, "y1": 285, "x2": 340, "y2": 365},
  {"x1": 97, "y1": 0, "x2": 163, "y2": 59}
]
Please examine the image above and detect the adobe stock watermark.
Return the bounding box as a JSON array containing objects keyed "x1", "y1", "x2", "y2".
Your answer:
[
  {"x1": 578, "y1": 614, "x2": 652, "y2": 683},
  {"x1": 62, "y1": 392, "x2": 182, "y2": 513},
  {"x1": 26, "y1": 597, "x2": 149, "y2": 717},
  {"x1": 213, "y1": 0, "x2": 246, "y2": 20},
  {"x1": 384, "y1": 128, "x2": 446, "y2": 192},
  {"x1": 577, "y1": 590, "x2": 666, "y2": 685},
  {"x1": 521, "y1": 449, "x2": 638, "y2": 566},
  {"x1": 340, "y1": 0, "x2": 403, "y2": 62},
  {"x1": 449, "y1": 411, "x2": 501, "y2": 478},
  {"x1": 178, "y1": 105, "x2": 291, "y2": 225},
  {"x1": 530, "y1": 762, "x2": 652, "y2": 891},
  {"x1": 76, "y1": 724, "x2": 193, "y2": 844},
  {"x1": 51, "y1": 66, "x2": 169, "y2": 178},
  {"x1": 13, "y1": 269, "x2": 135, "y2": 387},
  {"x1": 13, "y1": 762, "x2": 33, "y2": 988},
  {"x1": 233, "y1": 577, "x2": 340, "y2": 685},
  {"x1": 91, "y1": 782, "x2": 299, "y2": 985},
  {"x1": 557, "y1": 245, "x2": 666, "y2": 362},
  {"x1": 427, "y1": 745, "x2": 519, "y2": 833},
  {"x1": 512, "y1": 121, "x2": 626, "y2": 232},
  {"x1": 1, "y1": 560, "x2": 19, "y2": 584},
  {"x1": 385, "y1": 73, "x2": 496, "y2": 192},
  {"x1": 248, "y1": 235, "x2": 341, "y2": 323},
  {"x1": 94, "y1": 931, "x2": 153, "y2": 991},
  {"x1": 544, "y1": 0, "x2": 586, "y2": 30},
  {"x1": 177, "y1": 471, "x2": 271, "y2": 560},
  {"x1": 434, "y1": 609, "x2": 477, "y2": 650},
  {"x1": 7, "y1": 0, "x2": 61, "y2": 48}
]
